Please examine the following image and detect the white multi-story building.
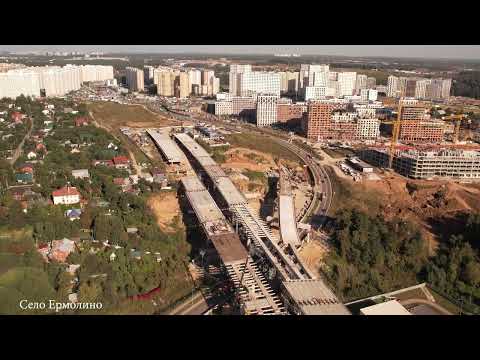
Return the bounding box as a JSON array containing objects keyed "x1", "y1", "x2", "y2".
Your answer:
[
  {"x1": 357, "y1": 118, "x2": 380, "y2": 139},
  {"x1": 286, "y1": 71, "x2": 299, "y2": 94},
  {"x1": 355, "y1": 106, "x2": 377, "y2": 119},
  {"x1": 125, "y1": 67, "x2": 144, "y2": 92},
  {"x1": 256, "y1": 94, "x2": 278, "y2": 127},
  {"x1": 144, "y1": 66, "x2": 155, "y2": 83},
  {"x1": 338, "y1": 72, "x2": 357, "y2": 97},
  {"x1": 360, "y1": 89, "x2": 378, "y2": 102},
  {"x1": 229, "y1": 64, "x2": 252, "y2": 96},
  {"x1": 211, "y1": 77, "x2": 220, "y2": 95},
  {"x1": 308, "y1": 64, "x2": 329, "y2": 86},
  {"x1": 415, "y1": 79, "x2": 430, "y2": 99},
  {"x1": 305, "y1": 86, "x2": 327, "y2": 101},
  {"x1": 387, "y1": 75, "x2": 399, "y2": 97},
  {"x1": 188, "y1": 69, "x2": 202, "y2": 92},
  {"x1": 355, "y1": 74, "x2": 368, "y2": 93},
  {"x1": 239, "y1": 72, "x2": 281, "y2": 98},
  {"x1": 215, "y1": 101, "x2": 233, "y2": 116},
  {"x1": 0, "y1": 69, "x2": 41, "y2": 99}
]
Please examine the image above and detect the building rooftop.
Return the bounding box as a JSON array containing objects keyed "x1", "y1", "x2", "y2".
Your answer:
[
  {"x1": 282, "y1": 279, "x2": 350, "y2": 315},
  {"x1": 360, "y1": 300, "x2": 412, "y2": 315},
  {"x1": 52, "y1": 186, "x2": 80, "y2": 197}
]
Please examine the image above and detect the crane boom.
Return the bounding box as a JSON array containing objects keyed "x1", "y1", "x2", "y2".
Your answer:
[{"x1": 388, "y1": 99, "x2": 403, "y2": 169}]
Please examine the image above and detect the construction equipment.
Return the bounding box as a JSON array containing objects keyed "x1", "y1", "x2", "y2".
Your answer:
[{"x1": 442, "y1": 114, "x2": 465, "y2": 144}]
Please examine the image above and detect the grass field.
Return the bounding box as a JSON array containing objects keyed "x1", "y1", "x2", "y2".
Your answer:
[
  {"x1": 87, "y1": 101, "x2": 177, "y2": 130},
  {"x1": 225, "y1": 133, "x2": 299, "y2": 162},
  {"x1": 325, "y1": 165, "x2": 382, "y2": 216}
]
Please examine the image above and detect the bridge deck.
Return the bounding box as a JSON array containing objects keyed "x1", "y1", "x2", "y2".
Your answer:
[{"x1": 147, "y1": 129, "x2": 186, "y2": 164}]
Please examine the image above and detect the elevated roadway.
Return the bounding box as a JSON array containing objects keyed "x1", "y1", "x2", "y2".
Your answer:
[{"x1": 179, "y1": 176, "x2": 286, "y2": 315}]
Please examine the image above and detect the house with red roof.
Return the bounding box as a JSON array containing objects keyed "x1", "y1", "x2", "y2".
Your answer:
[
  {"x1": 75, "y1": 117, "x2": 89, "y2": 127},
  {"x1": 52, "y1": 186, "x2": 80, "y2": 205},
  {"x1": 113, "y1": 156, "x2": 130, "y2": 169},
  {"x1": 11, "y1": 111, "x2": 24, "y2": 123}
]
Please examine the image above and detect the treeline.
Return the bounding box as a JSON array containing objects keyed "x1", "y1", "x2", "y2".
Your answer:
[
  {"x1": 325, "y1": 209, "x2": 480, "y2": 312},
  {"x1": 453, "y1": 71, "x2": 480, "y2": 99},
  {"x1": 324, "y1": 209, "x2": 428, "y2": 301}
]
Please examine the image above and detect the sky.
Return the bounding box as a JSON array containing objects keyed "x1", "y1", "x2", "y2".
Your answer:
[{"x1": 1, "y1": 45, "x2": 479, "y2": 60}]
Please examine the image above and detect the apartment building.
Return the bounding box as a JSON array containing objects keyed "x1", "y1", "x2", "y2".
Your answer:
[
  {"x1": 238, "y1": 71, "x2": 281, "y2": 98},
  {"x1": 256, "y1": 94, "x2": 278, "y2": 127},
  {"x1": 229, "y1": 64, "x2": 252, "y2": 96},
  {"x1": 305, "y1": 86, "x2": 327, "y2": 101},
  {"x1": 302, "y1": 102, "x2": 333, "y2": 141},
  {"x1": 357, "y1": 118, "x2": 380, "y2": 139},
  {"x1": 215, "y1": 100, "x2": 233, "y2": 116},
  {"x1": 361, "y1": 148, "x2": 480, "y2": 179},
  {"x1": 356, "y1": 74, "x2": 368, "y2": 93},
  {"x1": 0, "y1": 64, "x2": 114, "y2": 99},
  {"x1": 232, "y1": 96, "x2": 256, "y2": 119},
  {"x1": 277, "y1": 101, "x2": 307, "y2": 125},
  {"x1": 337, "y1": 72, "x2": 357, "y2": 97},
  {"x1": 387, "y1": 75, "x2": 452, "y2": 100},
  {"x1": 175, "y1": 72, "x2": 190, "y2": 98},
  {"x1": 188, "y1": 69, "x2": 202, "y2": 90},
  {"x1": 399, "y1": 120, "x2": 445, "y2": 143},
  {"x1": 125, "y1": 67, "x2": 144, "y2": 92},
  {"x1": 366, "y1": 77, "x2": 376, "y2": 89},
  {"x1": 144, "y1": 66, "x2": 155, "y2": 84},
  {"x1": 156, "y1": 70, "x2": 175, "y2": 97}
]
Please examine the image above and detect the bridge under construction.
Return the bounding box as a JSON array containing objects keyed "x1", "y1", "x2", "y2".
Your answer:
[
  {"x1": 179, "y1": 176, "x2": 286, "y2": 315},
  {"x1": 174, "y1": 132, "x2": 350, "y2": 315}
]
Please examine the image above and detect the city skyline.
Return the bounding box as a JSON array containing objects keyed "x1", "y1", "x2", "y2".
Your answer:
[{"x1": 1, "y1": 45, "x2": 480, "y2": 60}]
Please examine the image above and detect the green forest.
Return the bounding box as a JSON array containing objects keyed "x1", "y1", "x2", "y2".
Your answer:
[
  {"x1": 324, "y1": 208, "x2": 480, "y2": 313},
  {"x1": 453, "y1": 71, "x2": 480, "y2": 99}
]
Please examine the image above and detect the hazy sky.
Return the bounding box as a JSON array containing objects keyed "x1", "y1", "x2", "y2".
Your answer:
[{"x1": 1, "y1": 45, "x2": 480, "y2": 59}]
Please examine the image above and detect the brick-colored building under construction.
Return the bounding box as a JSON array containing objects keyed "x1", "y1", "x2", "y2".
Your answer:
[{"x1": 399, "y1": 104, "x2": 444, "y2": 143}]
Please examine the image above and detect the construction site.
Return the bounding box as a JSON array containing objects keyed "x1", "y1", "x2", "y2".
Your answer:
[{"x1": 144, "y1": 125, "x2": 350, "y2": 315}]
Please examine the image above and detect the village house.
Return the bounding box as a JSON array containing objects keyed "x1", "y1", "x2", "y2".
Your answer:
[
  {"x1": 52, "y1": 186, "x2": 81, "y2": 205},
  {"x1": 50, "y1": 238, "x2": 76, "y2": 262},
  {"x1": 75, "y1": 117, "x2": 89, "y2": 127},
  {"x1": 113, "y1": 156, "x2": 130, "y2": 169},
  {"x1": 71, "y1": 169, "x2": 90, "y2": 180},
  {"x1": 27, "y1": 151, "x2": 37, "y2": 160},
  {"x1": 15, "y1": 172, "x2": 33, "y2": 184}
]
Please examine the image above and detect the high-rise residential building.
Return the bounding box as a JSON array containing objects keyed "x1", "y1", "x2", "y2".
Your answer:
[
  {"x1": 175, "y1": 72, "x2": 190, "y2": 98},
  {"x1": 125, "y1": 67, "x2": 144, "y2": 92},
  {"x1": 229, "y1": 64, "x2": 252, "y2": 96},
  {"x1": 256, "y1": 94, "x2": 278, "y2": 127},
  {"x1": 157, "y1": 71, "x2": 175, "y2": 97},
  {"x1": 387, "y1": 75, "x2": 399, "y2": 97},
  {"x1": 367, "y1": 77, "x2": 376, "y2": 89},
  {"x1": 308, "y1": 64, "x2": 329, "y2": 86},
  {"x1": 232, "y1": 96, "x2": 256, "y2": 119},
  {"x1": 286, "y1": 71, "x2": 299, "y2": 94},
  {"x1": 441, "y1": 78, "x2": 452, "y2": 99},
  {"x1": 238, "y1": 72, "x2": 281, "y2": 98},
  {"x1": 202, "y1": 70, "x2": 215, "y2": 86},
  {"x1": 0, "y1": 69, "x2": 41, "y2": 99},
  {"x1": 211, "y1": 77, "x2": 220, "y2": 95},
  {"x1": 338, "y1": 72, "x2": 357, "y2": 97},
  {"x1": 279, "y1": 72, "x2": 288, "y2": 93},
  {"x1": 303, "y1": 102, "x2": 333, "y2": 141},
  {"x1": 414, "y1": 79, "x2": 430, "y2": 99},
  {"x1": 144, "y1": 66, "x2": 155, "y2": 84},
  {"x1": 357, "y1": 118, "x2": 380, "y2": 140},
  {"x1": 277, "y1": 101, "x2": 307, "y2": 126},
  {"x1": 356, "y1": 74, "x2": 368, "y2": 93},
  {"x1": 360, "y1": 89, "x2": 378, "y2": 102},
  {"x1": 305, "y1": 86, "x2": 327, "y2": 101},
  {"x1": 188, "y1": 69, "x2": 202, "y2": 92}
]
